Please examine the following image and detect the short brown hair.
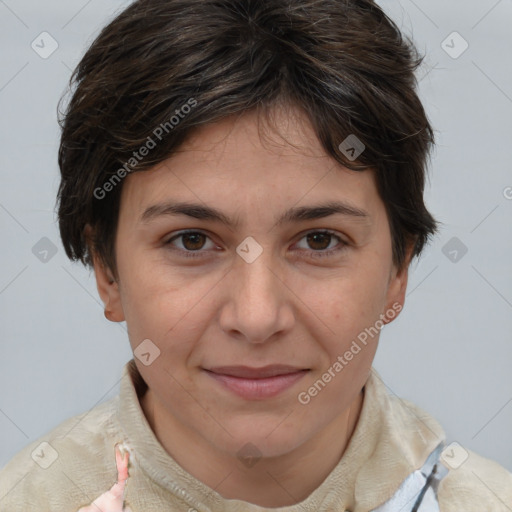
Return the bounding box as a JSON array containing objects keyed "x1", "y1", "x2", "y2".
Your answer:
[{"x1": 57, "y1": 0, "x2": 438, "y2": 280}]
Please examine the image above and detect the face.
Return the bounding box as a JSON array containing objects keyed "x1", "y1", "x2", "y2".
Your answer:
[{"x1": 93, "y1": 105, "x2": 410, "y2": 461}]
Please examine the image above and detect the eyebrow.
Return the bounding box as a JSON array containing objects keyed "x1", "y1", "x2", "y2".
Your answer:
[{"x1": 140, "y1": 200, "x2": 370, "y2": 228}]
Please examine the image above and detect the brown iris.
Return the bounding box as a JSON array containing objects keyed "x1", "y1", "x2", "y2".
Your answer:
[
  {"x1": 306, "y1": 232, "x2": 332, "y2": 251},
  {"x1": 181, "y1": 233, "x2": 207, "y2": 250}
]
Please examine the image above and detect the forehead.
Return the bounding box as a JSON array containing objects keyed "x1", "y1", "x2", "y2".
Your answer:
[{"x1": 119, "y1": 106, "x2": 381, "y2": 224}]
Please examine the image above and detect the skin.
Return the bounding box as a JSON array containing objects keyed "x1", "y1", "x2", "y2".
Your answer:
[
  {"x1": 90, "y1": 103, "x2": 412, "y2": 507},
  {"x1": 77, "y1": 444, "x2": 131, "y2": 512}
]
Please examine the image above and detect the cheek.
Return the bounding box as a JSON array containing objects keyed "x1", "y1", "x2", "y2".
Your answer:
[
  {"x1": 117, "y1": 264, "x2": 177, "y2": 349},
  {"x1": 304, "y1": 264, "x2": 389, "y2": 328},
  {"x1": 120, "y1": 270, "x2": 214, "y2": 367},
  {"x1": 299, "y1": 262, "x2": 390, "y2": 369}
]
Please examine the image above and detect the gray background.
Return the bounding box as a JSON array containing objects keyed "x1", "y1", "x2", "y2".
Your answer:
[{"x1": 0, "y1": 0, "x2": 511, "y2": 477}]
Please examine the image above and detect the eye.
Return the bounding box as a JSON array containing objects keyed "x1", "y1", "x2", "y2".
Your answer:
[
  {"x1": 164, "y1": 230, "x2": 217, "y2": 258},
  {"x1": 294, "y1": 230, "x2": 348, "y2": 257},
  {"x1": 163, "y1": 229, "x2": 348, "y2": 260}
]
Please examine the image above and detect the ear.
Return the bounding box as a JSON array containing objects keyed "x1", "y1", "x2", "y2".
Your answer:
[
  {"x1": 382, "y1": 241, "x2": 415, "y2": 325},
  {"x1": 85, "y1": 224, "x2": 125, "y2": 323}
]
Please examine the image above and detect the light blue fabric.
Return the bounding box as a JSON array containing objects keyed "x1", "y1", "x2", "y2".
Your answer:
[{"x1": 371, "y1": 442, "x2": 449, "y2": 512}]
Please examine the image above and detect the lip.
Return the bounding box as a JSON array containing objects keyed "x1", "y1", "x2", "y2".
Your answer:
[{"x1": 203, "y1": 365, "x2": 309, "y2": 400}]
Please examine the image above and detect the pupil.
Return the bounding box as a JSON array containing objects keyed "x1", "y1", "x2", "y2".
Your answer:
[
  {"x1": 308, "y1": 233, "x2": 330, "y2": 250},
  {"x1": 184, "y1": 233, "x2": 204, "y2": 250},
  {"x1": 181, "y1": 233, "x2": 331, "y2": 251}
]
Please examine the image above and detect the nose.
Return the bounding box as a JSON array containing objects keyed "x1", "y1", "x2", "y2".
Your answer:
[{"x1": 218, "y1": 247, "x2": 295, "y2": 344}]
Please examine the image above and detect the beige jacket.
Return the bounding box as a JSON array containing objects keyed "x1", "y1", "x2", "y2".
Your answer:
[{"x1": 1, "y1": 360, "x2": 511, "y2": 511}]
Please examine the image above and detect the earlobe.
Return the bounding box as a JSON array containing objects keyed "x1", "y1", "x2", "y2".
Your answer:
[
  {"x1": 94, "y1": 257, "x2": 125, "y2": 323},
  {"x1": 382, "y1": 244, "x2": 414, "y2": 325},
  {"x1": 85, "y1": 224, "x2": 125, "y2": 323},
  {"x1": 382, "y1": 266, "x2": 408, "y2": 325}
]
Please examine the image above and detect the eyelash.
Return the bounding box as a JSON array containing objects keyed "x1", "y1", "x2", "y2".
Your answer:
[{"x1": 163, "y1": 229, "x2": 348, "y2": 259}]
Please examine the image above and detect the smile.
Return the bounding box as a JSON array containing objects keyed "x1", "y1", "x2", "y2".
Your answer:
[{"x1": 203, "y1": 365, "x2": 310, "y2": 400}]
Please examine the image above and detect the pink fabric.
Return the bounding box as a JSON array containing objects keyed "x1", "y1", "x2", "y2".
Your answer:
[{"x1": 77, "y1": 444, "x2": 132, "y2": 512}]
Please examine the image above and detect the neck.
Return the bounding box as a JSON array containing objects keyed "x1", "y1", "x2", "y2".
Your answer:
[{"x1": 141, "y1": 389, "x2": 364, "y2": 507}]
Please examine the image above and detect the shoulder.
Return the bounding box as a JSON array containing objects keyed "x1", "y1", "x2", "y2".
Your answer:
[
  {"x1": 0, "y1": 396, "x2": 121, "y2": 512},
  {"x1": 366, "y1": 372, "x2": 512, "y2": 510},
  {"x1": 438, "y1": 447, "x2": 512, "y2": 511},
  {"x1": 367, "y1": 370, "x2": 446, "y2": 455}
]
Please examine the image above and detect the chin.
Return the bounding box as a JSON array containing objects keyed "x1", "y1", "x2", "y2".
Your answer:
[{"x1": 210, "y1": 419, "x2": 308, "y2": 460}]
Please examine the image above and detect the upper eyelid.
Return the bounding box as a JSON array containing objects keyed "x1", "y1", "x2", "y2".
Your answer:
[{"x1": 165, "y1": 229, "x2": 346, "y2": 249}]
